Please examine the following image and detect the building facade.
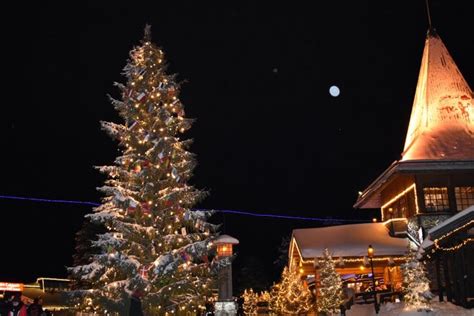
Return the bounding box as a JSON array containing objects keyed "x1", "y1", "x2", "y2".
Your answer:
[
  {"x1": 354, "y1": 29, "x2": 474, "y2": 307},
  {"x1": 288, "y1": 28, "x2": 473, "y2": 308}
]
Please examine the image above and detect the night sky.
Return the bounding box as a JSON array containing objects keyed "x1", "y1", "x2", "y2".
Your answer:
[{"x1": 1, "y1": 1, "x2": 473, "y2": 288}]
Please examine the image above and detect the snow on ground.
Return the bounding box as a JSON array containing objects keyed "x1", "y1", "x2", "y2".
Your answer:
[{"x1": 346, "y1": 301, "x2": 474, "y2": 316}]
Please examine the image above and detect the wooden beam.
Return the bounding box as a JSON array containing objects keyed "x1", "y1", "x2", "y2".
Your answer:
[{"x1": 435, "y1": 254, "x2": 443, "y2": 302}]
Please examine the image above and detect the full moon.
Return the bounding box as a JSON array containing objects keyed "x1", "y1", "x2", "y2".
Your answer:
[{"x1": 329, "y1": 85, "x2": 340, "y2": 97}]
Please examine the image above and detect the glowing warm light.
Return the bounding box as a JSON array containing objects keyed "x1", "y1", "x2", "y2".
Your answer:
[
  {"x1": 0, "y1": 282, "x2": 24, "y2": 292},
  {"x1": 217, "y1": 244, "x2": 233, "y2": 257},
  {"x1": 359, "y1": 265, "x2": 365, "y2": 271},
  {"x1": 381, "y1": 183, "x2": 418, "y2": 220},
  {"x1": 367, "y1": 245, "x2": 374, "y2": 258},
  {"x1": 432, "y1": 220, "x2": 474, "y2": 252},
  {"x1": 372, "y1": 218, "x2": 377, "y2": 222}
]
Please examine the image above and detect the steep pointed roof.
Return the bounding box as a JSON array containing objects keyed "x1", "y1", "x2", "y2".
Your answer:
[{"x1": 402, "y1": 30, "x2": 474, "y2": 161}]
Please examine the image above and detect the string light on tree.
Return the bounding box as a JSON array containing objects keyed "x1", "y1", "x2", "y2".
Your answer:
[
  {"x1": 317, "y1": 248, "x2": 344, "y2": 315},
  {"x1": 68, "y1": 25, "x2": 229, "y2": 315},
  {"x1": 270, "y1": 266, "x2": 315, "y2": 315},
  {"x1": 242, "y1": 289, "x2": 258, "y2": 315},
  {"x1": 402, "y1": 247, "x2": 434, "y2": 311}
]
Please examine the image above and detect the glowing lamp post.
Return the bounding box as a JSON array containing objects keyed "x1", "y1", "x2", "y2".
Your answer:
[
  {"x1": 368, "y1": 245, "x2": 379, "y2": 314},
  {"x1": 217, "y1": 243, "x2": 234, "y2": 257},
  {"x1": 214, "y1": 234, "x2": 239, "y2": 316}
]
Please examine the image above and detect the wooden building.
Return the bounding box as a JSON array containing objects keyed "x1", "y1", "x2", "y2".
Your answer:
[
  {"x1": 354, "y1": 29, "x2": 474, "y2": 306},
  {"x1": 287, "y1": 28, "x2": 472, "y2": 307},
  {"x1": 419, "y1": 206, "x2": 474, "y2": 308},
  {"x1": 289, "y1": 221, "x2": 409, "y2": 297}
]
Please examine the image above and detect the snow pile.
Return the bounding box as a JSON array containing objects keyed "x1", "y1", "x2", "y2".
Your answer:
[{"x1": 346, "y1": 301, "x2": 474, "y2": 316}]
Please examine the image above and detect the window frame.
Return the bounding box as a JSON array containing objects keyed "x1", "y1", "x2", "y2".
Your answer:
[{"x1": 422, "y1": 187, "x2": 450, "y2": 212}]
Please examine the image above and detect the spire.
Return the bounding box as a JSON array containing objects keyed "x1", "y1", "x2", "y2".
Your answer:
[{"x1": 401, "y1": 31, "x2": 474, "y2": 161}]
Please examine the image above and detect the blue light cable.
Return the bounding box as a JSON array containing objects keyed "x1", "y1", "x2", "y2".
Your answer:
[{"x1": 0, "y1": 194, "x2": 368, "y2": 223}]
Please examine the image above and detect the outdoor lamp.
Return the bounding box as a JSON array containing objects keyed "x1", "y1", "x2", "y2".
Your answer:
[
  {"x1": 367, "y1": 244, "x2": 379, "y2": 314},
  {"x1": 368, "y1": 245, "x2": 374, "y2": 258},
  {"x1": 213, "y1": 234, "x2": 239, "y2": 313}
]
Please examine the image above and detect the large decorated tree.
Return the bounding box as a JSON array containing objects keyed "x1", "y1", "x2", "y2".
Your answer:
[
  {"x1": 402, "y1": 247, "x2": 433, "y2": 310},
  {"x1": 317, "y1": 248, "x2": 344, "y2": 315},
  {"x1": 271, "y1": 266, "x2": 315, "y2": 315},
  {"x1": 69, "y1": 26, "x2": 223, "y2": 315}
]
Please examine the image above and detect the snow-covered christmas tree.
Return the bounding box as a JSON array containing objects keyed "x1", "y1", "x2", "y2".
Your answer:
[
  {"x1": 271, "y1": 266, "x2": 315, "y2": 315},
  {"x1": 317, "y1": 248, "x2": 344, "y2": 315},
  {"x1": 242, "y1": 288, "x2": 258, "y2": 315},
  {"x1": 401, "y1": 247, "x2": 433, "y2": 311},
  {"x1": 69, "y1": 25, "x2": 223, "y2": 315}
]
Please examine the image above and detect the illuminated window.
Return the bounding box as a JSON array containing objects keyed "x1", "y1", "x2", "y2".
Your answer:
[
  {"x1": 455, "y1": 187, "x2": 474, "y2": 211},
  {"x1": 388, "y1": 195, "x2": 408, "y2": 218},
  {"x1": 382, "y1": 188, "x2": 416, "y2": 220},
  {"x1": 423, "y1": 187, "x2": 449, "y2": 212}
]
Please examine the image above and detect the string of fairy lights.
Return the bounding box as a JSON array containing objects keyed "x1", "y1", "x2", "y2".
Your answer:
[{"x1": 432, "y1": 220, "x2": 474, "y2": 252}]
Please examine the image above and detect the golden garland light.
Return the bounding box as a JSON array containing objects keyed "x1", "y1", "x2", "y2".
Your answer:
[
  {"x1": 300, "y1": 256, "x2": 406, "y2": 265},
  {"x1": 433, "y1": 238, "x2": 473, "y2": 252},
  {"x1": 431, "y1": 220, "x2": 473, "y2": 252},
  {"x1": 437, "y1": 220, "x2": 473, "y2": 241}
]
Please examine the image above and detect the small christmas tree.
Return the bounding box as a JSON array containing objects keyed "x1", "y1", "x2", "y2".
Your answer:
[
  {"x1": 268, "y1": 282, "x2": 281, "y2": 314},
  {"x1": 317, "y1": 248, "x2": 344, "y2": 315},
  {"x1": 242, "y1": 289, "x2": 258, "y2": 315},
  {"x1": 271, "y1": 266, "x2": 315, "y2": 315},
  {"x1": 402, "y1": 247, "x2": 433, "y2": 310}
]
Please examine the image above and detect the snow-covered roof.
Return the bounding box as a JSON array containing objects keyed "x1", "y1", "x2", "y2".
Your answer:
[
  {"x1": 355, "y1": 30, "x2": 474, "y2": 209},
  {"x1": 354, "y1": 160, "x2": 474, "y2": 209},
  {"x1": 402, "y1": 30, "x2": 474, "y2": 161},
  {"x1": 214, "y1": 234, "x2": 239, "y2": 245},
  {"x1": 292, "y1": 222, "x2": 409, "y2": 258}
]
